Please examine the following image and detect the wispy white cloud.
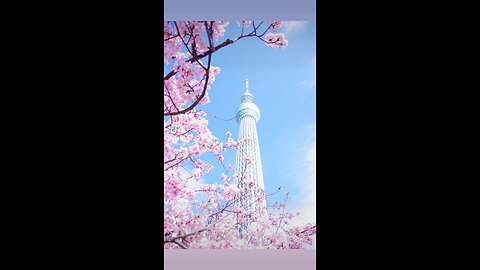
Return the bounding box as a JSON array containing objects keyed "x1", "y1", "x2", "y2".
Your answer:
[
  {"x1": 281, "y1": 21, "x2": 308, "y2": 35},
  {"x1": 281, "y1": 123, "x2": 316, "y2": 248},
  {"x1": 298, "y1": 55, "x2": 316, "y2": 89},
  {"x1": 290, "y1": 139, "x2": 316, "y2": 227}
]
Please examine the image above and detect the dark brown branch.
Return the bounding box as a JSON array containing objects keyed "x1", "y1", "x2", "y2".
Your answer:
[
  {"x1": 174, "y1": 22, "x2": 194, "y2": 57},
  {"x1": 164, "y1": 227, "x2": 210, "y2": 243},
  {"x1": 297, "y1": 225, "x2": 316, "y2": 236},
  {"x1": 177, "y1": 128, "x2": 194, "y2": 137},
  {"x1": 276, "y1": 196, "x2": 289, "y2": 233},
  {"x1": 164, "y1": 38, "x2": 234, "y2": 81},
  {"x1": 164, "y1": 52, "x2": 212, "y2": 116},
  {"x1": 164, "y1": 21, "x2": 281, "y2": 82},
  {"x1": 205, "y1": 21, "x2": 215, "y2": 52},
  {"x1": 259, "y1": 22, "x2": 274, "y2": 37},
  {"x1": 164, "y1": 34, "x2": 180, "y2": 41},
  {"x1": 173, "y1": 239, "x2": 187, "y2": 249},
  {"x1": 164, "y1": 157, "x2": 177, "y2": 164},
  {"x1": 164, "y1": 155, "x2": 190, "y2": 171}
]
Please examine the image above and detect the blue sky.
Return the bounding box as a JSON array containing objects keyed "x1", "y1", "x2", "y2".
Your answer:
[{"x1": 165, "y1": 21, "x2": 316, "y2": 226}]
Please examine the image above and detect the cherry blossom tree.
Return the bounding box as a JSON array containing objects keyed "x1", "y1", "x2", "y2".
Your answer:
[{"x1": 164, "y1": 21, "x2": 316, "y2": 249}]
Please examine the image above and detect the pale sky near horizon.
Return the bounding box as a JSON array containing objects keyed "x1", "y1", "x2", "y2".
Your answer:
[{"x1": 165, "y1": 21, "x2": 316, "y2": 232}]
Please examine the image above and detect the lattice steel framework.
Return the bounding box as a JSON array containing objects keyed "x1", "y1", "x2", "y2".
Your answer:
[{"x1": 234, "y1": 79, "x2": 267, "y2": 216}]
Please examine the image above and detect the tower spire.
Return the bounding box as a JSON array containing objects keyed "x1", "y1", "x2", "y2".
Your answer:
[{"x1": 234, "y1": 79, "x2": 266, "y2": 220}]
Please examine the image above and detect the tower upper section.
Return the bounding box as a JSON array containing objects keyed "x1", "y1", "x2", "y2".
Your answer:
[{"x1": 236, "y1": 79, "x2": 261, "y2": 124}]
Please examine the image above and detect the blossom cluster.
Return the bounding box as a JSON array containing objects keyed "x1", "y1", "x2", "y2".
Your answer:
[
  {"x1": 264, "y1": 33, "x2": 288, "y2": 48},
  {"x1": 164, "y1": 21, "x2": 314, "y2": 249}
]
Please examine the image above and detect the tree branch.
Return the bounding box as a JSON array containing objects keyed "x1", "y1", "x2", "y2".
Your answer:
[
  {"x1": 164, "y1": 38, "x2": 234, "y2": 81},
  {"x1": 164, "y1": 227, "x2": 210, "y2": 243},
  {"x1": 173, "y1": 239, "x2": 188, "y2": 249},
  {"x1": 164, "y1": 52, "x2": 212, "y2": 116}
]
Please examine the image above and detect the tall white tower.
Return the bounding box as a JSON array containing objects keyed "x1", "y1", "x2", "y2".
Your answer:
[{"x1": 234, "y1": 79, "x2": 267, "y2": 215}]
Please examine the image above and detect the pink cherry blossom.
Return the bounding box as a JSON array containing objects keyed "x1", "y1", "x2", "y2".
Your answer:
[
  {"x1": 189, "y1": 144, "x2": 201, "y2": 156},
  {"x1": 164, "y1": 21, "x2": 314, "y2": 250},
  {"x1": 204, "y1": 163, "x2": 214, "y2": 173}
]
